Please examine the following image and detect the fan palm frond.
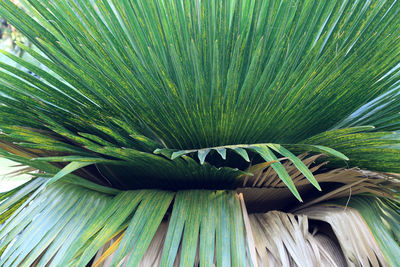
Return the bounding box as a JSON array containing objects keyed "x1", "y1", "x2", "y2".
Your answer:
[{"x1": 0, "y1": 0, "x2": 399, "y2": 266}]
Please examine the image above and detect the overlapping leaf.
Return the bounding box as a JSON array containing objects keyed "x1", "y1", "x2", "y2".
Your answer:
[
  {"x1": 0, "y1": 1, "x2": 399, "y2": 265},
  {"x1": 334, "y1": 82, "x2": 400, "y2": 131},
  {"x1": 301, "y1": 127, "x2": 400, "y2": 172},
  {"x1": 0, "y1": 0, "x2": 398, "y2": 150},
  {"x1": 331, "y1": 196, "x2": 400, "y2": 266},
  {"x1": 93, "y1": 190, "x2": 253, "y2": 267},
  {"x1": 0, "y1": 0, "x2": 398, "y2": 197},
  {"x1": 0, "y1": 180, "x2": 177, "y2": 267},
  {"x1": 297, "y1": 203, "x2": 388, "y2": 266}
]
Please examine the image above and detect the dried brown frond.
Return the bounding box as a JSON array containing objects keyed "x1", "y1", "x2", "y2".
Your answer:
[
  {"x1": 248, "y1": 211, "x2": 340, "y2": 267},
  {"x1": 239, "y1": 153, "x2": 400, "y2": 212},
  {"x1": 296, "y1": 205, "x2": 388, "y2": 267}
]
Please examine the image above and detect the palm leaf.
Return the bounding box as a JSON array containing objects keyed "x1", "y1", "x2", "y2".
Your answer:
[
  {"x1": 0, "y1": 182, "x2": 253, "y2": 266},
  {"x1": 91, "y1": 190, "x2": 252, "y2": 267},
  {"x1": 297, "y1": 204, "x2": 388, "y2": 266},
  {"x1": 155, "y1": 143, "x2": 350, "y2": 200},
  {"x1": 301, "y1": 128, "x2": 400, "y2": 172},
  {"x1": 0, "y1": 181, "x2": 177, "y2": 266},
  {"x1": 0, "y1": 0, "x2": 399, "y2": 266},
  {"x1": 0, "y1": 0, "x2": 399, "y2": 149},
  {"x1": 334, "y1": 82, "x2": 400, "y2": 131},
  {"x1": 331, "y1": 196, "x2": 400, "y2": 266},
  {"x1": 0, "y1": 0, "x2": 398, "y2": 195},
  {"x1": 249, "y1": 211, "x2": 339, "y2": 266}
]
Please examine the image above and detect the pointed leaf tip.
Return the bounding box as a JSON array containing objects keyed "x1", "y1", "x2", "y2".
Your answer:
[
  {"x1": 215, "y1": 148, "x2": 227, "y2": 160},
  {"x1": 198, "y1": 149, "x2": 211, "y2": 165},
  {"x1": 267, "y1": 144, "x2": 322, "y2": 191},
  {"x1": 231, "y1": 147, "x2": 250, "y2": 162},
  {"x1": 46, "y1": 161, "x2": 92, "y2": 186},
  {"x1": 314, "y1": 145, "x2": 349, "y2": 160}
]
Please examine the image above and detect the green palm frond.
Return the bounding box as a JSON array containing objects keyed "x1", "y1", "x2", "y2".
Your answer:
[
  {"x1": 333, "y1": 81, "x2": 400, "y2": 131},
  {"x1": 0, "y1": 0, "x2": 399, "y2": 146},
  {"x1": 301, "y1": 127, "x2": 400, "y2": 172},
  {"x1": 0, "y1": 182, "x2": 250, "y2": 266},
  {"x1": 0, "y1": 0, "x2": 398, "y2": 192},
  {"x1": 0, "y1": 0, "x2": 399, "y2": 266}
]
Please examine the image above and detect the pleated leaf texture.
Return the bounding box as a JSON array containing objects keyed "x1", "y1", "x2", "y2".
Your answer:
[{"x1": 0, "y1": 0, "x2": 399, "y2": 266}]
